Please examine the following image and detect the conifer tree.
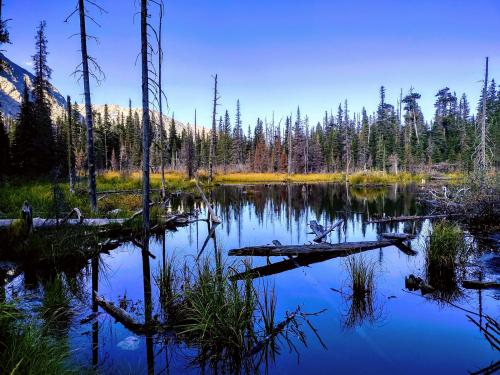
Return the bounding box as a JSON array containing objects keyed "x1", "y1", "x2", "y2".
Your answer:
[
  {"x1": 0, "y1": 111, "x2": 9, "y2": 179},
  {"x1": 31, "y1": 21, "x2": 55, "y2": 175}
]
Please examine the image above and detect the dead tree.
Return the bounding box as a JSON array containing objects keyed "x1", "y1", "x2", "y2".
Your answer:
[
  {"x1": 476, "y1": 57, "x2": 489, "y2": 180},
  {"x1": 209, "y1": 74, "x2": 219, "y2": 183},
  {"x1": 157, "y1": 3, "x2": 166, "y2": 200},
  {"x1": 66, "y1": 96, "x2": 76, "y2": 194},
  {"x1": 141, "y1": 0, "x2": 151, "y2": 234},
  {"x1": 78, "y1": 0, "x2": 98, "y2": 212},
  {"x1": 66, "y1": 0, "x2": 106, "y2": 212}
]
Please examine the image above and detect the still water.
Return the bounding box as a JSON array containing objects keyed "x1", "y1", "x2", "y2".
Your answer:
[{"x1": 5, "y1": 183, "x2": 499, "y2": 374}]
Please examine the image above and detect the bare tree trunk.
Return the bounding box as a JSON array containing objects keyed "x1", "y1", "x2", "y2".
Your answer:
[
  {"x1": 209, "y1": 74, "x2": 218, "y2": 183},
  {"x1": 288, "y1": 116, "x2": 292, "y2": 175},
  {"x1": 141, "y1": 0, "x2": 151, "y2": 234},
  {"x1": 193, "y1": 109, "x2": 197, "y2": 172},
  {"x1": 78, "y1": 0, "x2": 97, "y2": 212},
  {"x1": 66, "y1": 96, "x2": 76, "y2": 194},
  {"x1": 479, "y1": 57, "x2": 489, "y2": 174},
  {"x1": 158, "y1": 4, "x2": 166, "y2": 200}
]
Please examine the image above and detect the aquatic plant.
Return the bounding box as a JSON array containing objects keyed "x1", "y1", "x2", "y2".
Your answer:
[
  {"x1": 425, "y1": 220, "x2": 468, "y2": 301},
  {"x1": 346, "y1": 255, "x2": 375, "y2": 299},
  {"x1": 343, "y1": 255, "x2": 377, "y2": 328},
  {"x1": 0, "y1": 301, "x2": 78, "y2": 375}
]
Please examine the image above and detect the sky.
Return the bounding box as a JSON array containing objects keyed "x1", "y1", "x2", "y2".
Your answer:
[{"x1": 3, "y1": 0, "x2": 500, "y2": 128}]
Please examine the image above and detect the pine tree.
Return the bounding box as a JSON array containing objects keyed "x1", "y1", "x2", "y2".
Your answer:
[
  {"x1": 31, "y1": 21, "x2": 55, "y2": 175},
  {"x1": 232, "y1": 99, "x2": 243, "y2": 166},
  {"x1": 0, "y1": 111, "x2": 9, "y2": 178},
  {"x1": 12, "y1": 82, "x2": 37, "y2": 176}
]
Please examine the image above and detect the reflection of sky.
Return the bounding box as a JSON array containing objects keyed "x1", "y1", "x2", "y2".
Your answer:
[{"x1": 10, "y1": 184, "x2": 494, "y2": 374}]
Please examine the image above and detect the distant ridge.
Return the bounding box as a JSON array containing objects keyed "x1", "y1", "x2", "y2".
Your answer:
[{"x1": 0, "y1": 53, "x2": 203, "y2": 133}]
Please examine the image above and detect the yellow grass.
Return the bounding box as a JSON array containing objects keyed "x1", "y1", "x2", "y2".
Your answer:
[{"x1": 213, "y1": 171, "x2": 427, "y2": 184}]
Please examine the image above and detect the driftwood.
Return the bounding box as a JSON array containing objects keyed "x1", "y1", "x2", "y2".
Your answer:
[
  {"x1": 309, "y1": 219, "x2": 343, "y2": 242},
  {"x1": 365, "y1": 214, "x2": 455, "y2": 224},
  {"x1": 94, "y1": 293, "x2": 146, "y2": 333},
  {"x1": 462, "y1": 280, "x2": 500, "y2": 290},
  {"x1": 229, "y1": 239, "x2": 400, "y2": 257},
  {"x1": 195, "y1": 180, "x2": 221, "y2": 224}
]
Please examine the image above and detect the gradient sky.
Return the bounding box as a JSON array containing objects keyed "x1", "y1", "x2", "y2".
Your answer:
[{"x1": 3, "y1": 0, "x2": 500, "y2": 127}]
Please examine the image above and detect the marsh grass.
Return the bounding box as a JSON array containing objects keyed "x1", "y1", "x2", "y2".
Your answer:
[
  {"x1": 425, "y1": 220, "x2": 468, "y2": 300},
  {"x1": 0, "y1": 300, "x2": 78, "y2": 375},
  {"x1": 344, "y1": 256, "x2": 377, "y2": 328},
  {"x1": 155, "y1": 256, "x2": 265, "y2": 370}
]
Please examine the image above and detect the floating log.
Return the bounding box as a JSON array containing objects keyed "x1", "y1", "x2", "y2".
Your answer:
[
  {"x1": 365, "y1": 214, "x2": 455, "y2": 224},
  {"x1": 228, "y1": 239, "x2": 399, "y2": 257},
  {"x1": 380, "y1": 232, "x2": 415, "y2": 241},
  {"x1": 94, "y1": 293, "x2": 145, "y2": 333},
  {"x1": 462, "y1": 280, "x2": 500, "y2": 290},
  {"x1": 195, "y1": 181, "x2": 221, "y2": 224}
]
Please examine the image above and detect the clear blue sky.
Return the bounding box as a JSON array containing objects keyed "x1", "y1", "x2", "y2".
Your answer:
[{"x1": 4, "y1": 0, "x2": 500, "y2": 127}]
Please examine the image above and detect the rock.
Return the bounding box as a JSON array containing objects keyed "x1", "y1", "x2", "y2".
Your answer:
[{"x1": 117, "y1": 336, "x2": 140, "y2": 351}]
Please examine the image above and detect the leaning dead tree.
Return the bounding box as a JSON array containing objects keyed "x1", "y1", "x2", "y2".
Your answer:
[
  {"x1": 66, "y1": 96, "x2": 77, "y2": 194},
  {"x1": 65, "y1": 0, "x2": 106, "y2": 212}
]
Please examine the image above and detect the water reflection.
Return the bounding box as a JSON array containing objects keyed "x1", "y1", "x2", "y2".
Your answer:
[{"x1": 4, "y1": 182, "x2": 498, "y2": 374}]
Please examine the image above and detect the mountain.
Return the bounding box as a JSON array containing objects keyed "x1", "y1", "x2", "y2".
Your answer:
[
  {"x1": 0, "y1": 53, "x2": 202, "y2": 133},
  {"x1": 0, "y1": 53, "x2": 66, "y2": 118}
]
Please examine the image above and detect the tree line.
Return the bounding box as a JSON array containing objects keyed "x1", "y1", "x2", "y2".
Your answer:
[{"x1": 1, "y1": 6, "x2": 499, "y2": 185}]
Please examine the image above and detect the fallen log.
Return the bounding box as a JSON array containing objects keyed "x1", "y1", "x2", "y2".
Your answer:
[
  {"x1": 365, "y1": 214, "x2": 456, "y2": 224},
  {"x1": 462, "y1": 280, "x2": 500, "y2": 290},
  {"x1": 380, "y1": 232, "x2": 415, "y2": 241},
  {"x1": 0, "y1": 217, "x2": 126, "y2": 230},
  {"x1": 228, "y1": 239, "x2": 399, "y2": 257},
  {"x1": 94, "y1": 293, "x2": 146, "y2": 333},
  {"x1": 195, "y1": 180, "x2": 221, "y2": 224}
]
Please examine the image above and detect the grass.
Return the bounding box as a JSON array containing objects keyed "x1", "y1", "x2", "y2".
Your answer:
[
  {"x1": 213, "y1": 171, "x2": 429, "y2": 184},
  {"x1": 156, "y1": 256, "x2": 257, "y2": 362},
  {"x1": 0, "y1": 170, "x2": 444, "y2": 219},
  {"x1": 346, "y1": 256, "x2": 375, "y2": 299},
  {"x1": 425, "y1": 220, "x2": 468, "y2": 301},
  {"x1": 344, "y1": 256, "x2": 376, "y2": 328},
  {"x1": 0, "y1": 300, "x2": 78, "y2": 375}
]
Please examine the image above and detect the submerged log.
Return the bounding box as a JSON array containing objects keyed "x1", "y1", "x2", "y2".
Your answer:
[
  {"x1": 462, "y1": 280, "x2": 500, "y2": 290},
  {"x1": 94, "y1": 293, "x2": 145, "y2": 333},
  {"x1": 228, "y1": 239, "x2": 399, "y2": 257},
  {"x1": 365, "y1": 214, "x2": 455, "y2": 224}
]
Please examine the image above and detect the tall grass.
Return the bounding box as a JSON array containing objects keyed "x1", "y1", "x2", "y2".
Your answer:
[
  {"x1": 0, "y1": 301, "x2": 78, "y2": 375},
  {"x1": 425, "y1": 220, "x2": 468, "y2": 300},
  {"x1": 344, "y1": 256, "x2": 376, "y2": 328},
  {"x1": 155, "y1": 257, "x2": 262, "y2": 370}
]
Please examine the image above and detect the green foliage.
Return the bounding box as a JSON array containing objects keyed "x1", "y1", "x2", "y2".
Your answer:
[{"x1": 0, "y1": 301, "x2": 78, "y2": 375}]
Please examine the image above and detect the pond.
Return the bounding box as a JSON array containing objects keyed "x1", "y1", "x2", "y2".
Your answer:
[{"x1": 3, "y1": 183, "x2": 499, "y2": 374}]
